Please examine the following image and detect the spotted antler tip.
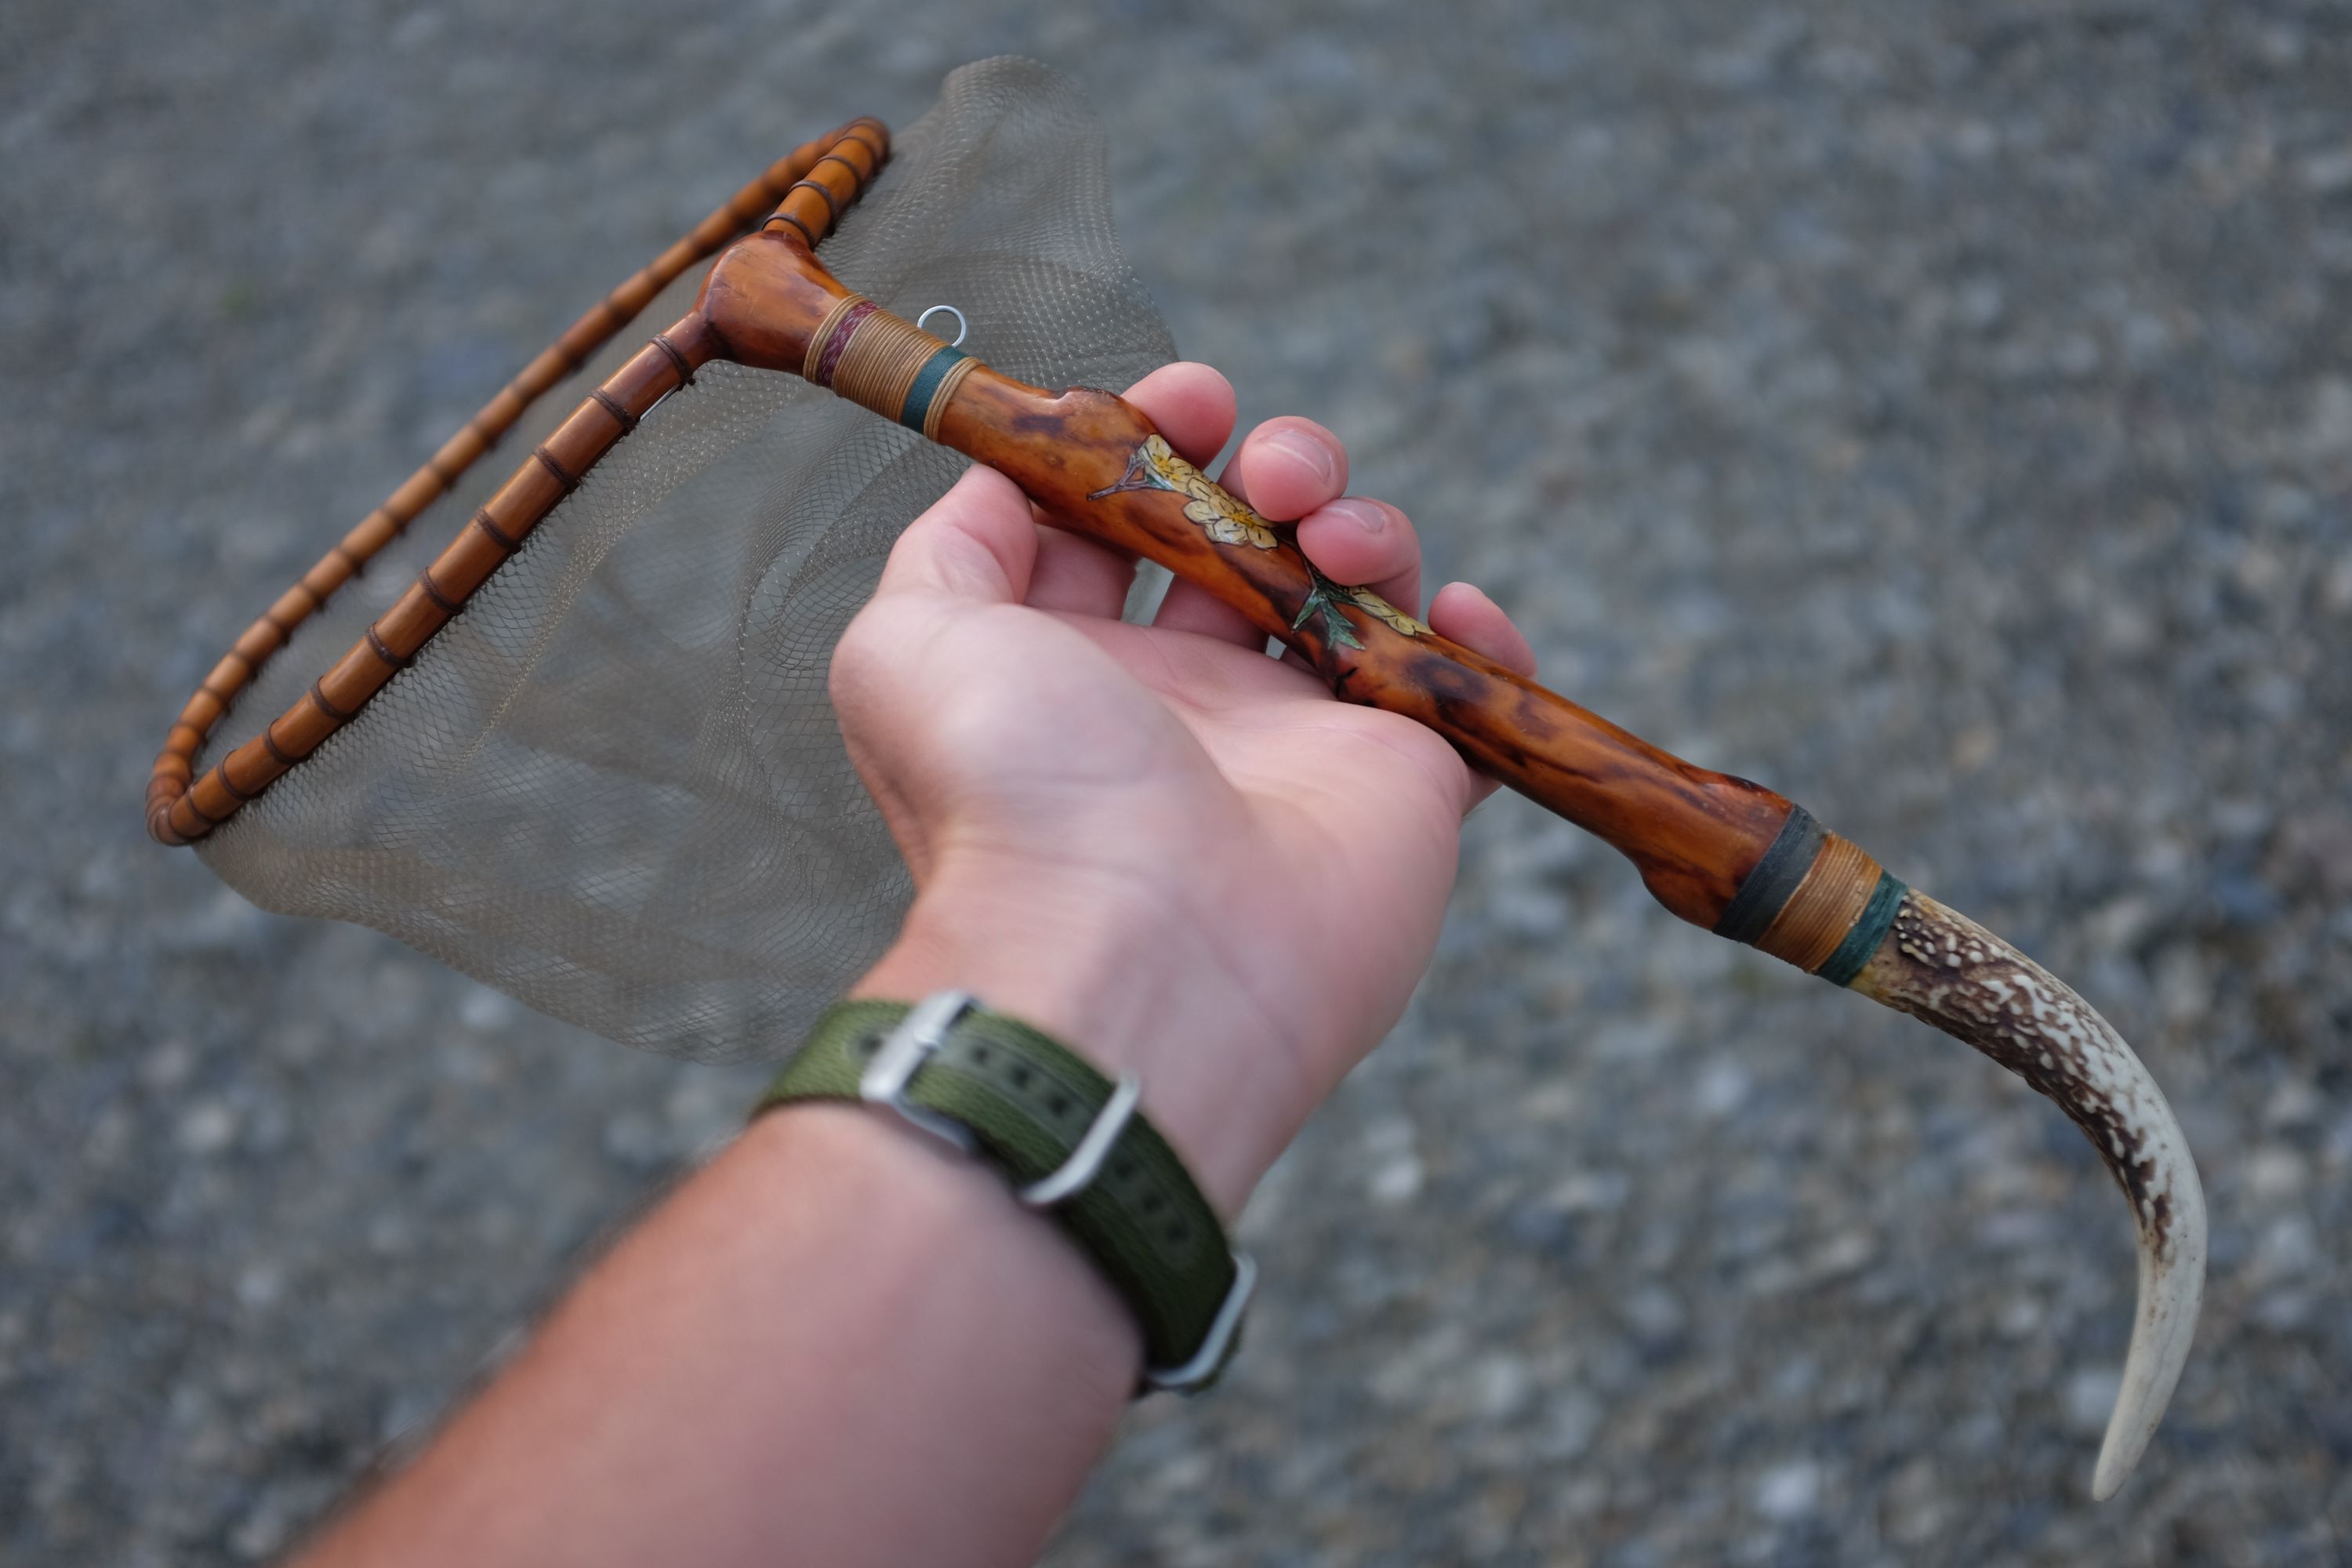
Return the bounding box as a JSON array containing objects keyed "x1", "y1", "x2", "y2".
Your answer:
[{"x1": 1848, "y1": 890, "x2": 2207, "y2": 1497}]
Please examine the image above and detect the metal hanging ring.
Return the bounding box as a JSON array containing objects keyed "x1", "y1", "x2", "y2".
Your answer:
[{"x1": 915, "y1": 304, "x2": 968, "y2": 348}]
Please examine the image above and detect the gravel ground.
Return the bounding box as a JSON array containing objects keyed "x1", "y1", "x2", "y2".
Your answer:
[{"x1": 6, "y1": 2, "x2": 2350, "y2": 1564}]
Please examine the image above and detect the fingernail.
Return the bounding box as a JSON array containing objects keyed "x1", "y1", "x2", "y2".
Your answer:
[
  {"x1": 1325, "y1": 497, "x2": 1388, "y2": 535},
  {"x1": 1269, "y1": 428, "x2": 1338, "y2": 485}
]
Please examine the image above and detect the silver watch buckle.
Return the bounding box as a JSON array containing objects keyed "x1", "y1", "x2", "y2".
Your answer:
[
  {"x1": 1142, "y1": 1251, "x2": 1258, "y2": 1396},
  {"x1": 858, "y1": 990, "x2": 981, "y2": 1155}
]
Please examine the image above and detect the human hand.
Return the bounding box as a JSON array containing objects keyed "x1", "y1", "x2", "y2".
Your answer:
[{"x1": 830, "y1": 362, "x2": 1537, "y2": 1213}]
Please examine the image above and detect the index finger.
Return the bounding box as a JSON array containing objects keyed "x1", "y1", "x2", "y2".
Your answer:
[{"x1": 1020, "y1": 362, "x2": 1240, "y2": 619}]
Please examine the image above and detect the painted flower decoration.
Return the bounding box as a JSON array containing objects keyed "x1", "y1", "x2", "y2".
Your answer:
[
  {"x1": 1293, "y1": 570, "x2": 1429, "y2": 649},
  {"x1": 1088, "y1": 434, "x2": 1279, "y2": 550},
  {"x1": 1091, "y1": 435, "x2": 1428, "y2": 648},
  {"x1": 1341, "y1": 585, "x2": 1429, "y2": 639}
]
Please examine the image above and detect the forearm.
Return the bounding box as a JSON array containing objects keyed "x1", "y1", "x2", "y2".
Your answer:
[
  {"x1": 286, "y1": 370, "x2": 1465, "y2": 1564},
  {"x1": 296, "y1": 1100, "x2": 1142, "y2": 1568}
]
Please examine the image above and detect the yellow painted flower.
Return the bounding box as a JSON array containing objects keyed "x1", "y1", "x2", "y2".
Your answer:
[
  {"x1": 1340, "y1": 585, "x2": 1429, "y2": 638},
  {"x1": 1089, "y1": 434, "x2": 1279, "y2": 551},
  {"x1": 1093, "y1": 437, "x2": 1429, "y2": 647}
]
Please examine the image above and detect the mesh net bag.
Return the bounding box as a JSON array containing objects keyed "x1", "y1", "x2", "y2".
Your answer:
[{"x1": 194, "y1": 59, "x2": 1176, "y2": 1062}]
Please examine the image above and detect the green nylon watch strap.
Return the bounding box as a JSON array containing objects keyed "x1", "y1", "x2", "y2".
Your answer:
[{"x1": 756, "y1": 997, "x2": 1247, "y2": 1387}]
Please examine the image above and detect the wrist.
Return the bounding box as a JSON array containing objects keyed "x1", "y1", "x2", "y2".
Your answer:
[{"x1": 850, "y1": 868, "x2": 1303, "y2": 1218}]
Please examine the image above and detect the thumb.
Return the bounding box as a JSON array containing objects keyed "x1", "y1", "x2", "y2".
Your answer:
[{"x1": 874, "y1": 463, "x2": 1040, "y2": 604}]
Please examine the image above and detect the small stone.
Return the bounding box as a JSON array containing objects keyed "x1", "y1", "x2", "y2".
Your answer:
[
  {"x1": 1368, "y1": 1152, "x2": 1424, "y2": 1205},
  {"x1": 1518, "y1": 1082, "x2": 1581, "y2": 1123},
  {"x1": 1995, "y1": 1293, "x2": 2046, "y2": 1338},
  {"x1": 2064, "y1": 1367, "x2": 2122, "y2": 1436},
  {"x1": 82, "y1": 1105, "x2": 132, "y2": 1167},
  {"x1": 1949, "y1": 120, "x2": 1997, "y2": 160},
  {"x1": 1469, "y1": 1352, "x2": 1534, "y2": 1420},
  {"x1": 390, "y1": 9, "x2": 445, "y2": 51},
  {"x1": 2300, "y1": 148, "x2": 2352, "y2": 195},
  {"x1": 2052, "y1": 332, "x2": 2101, "y2": 378},
  {"x1": 2323, "y1": 553, "x2": 2352, "y2": 614},
  {"x1": 176, "y1": 1099, "x2": 238, "y2": 1156},
  {"x1": 2252, "y1": 1215, "x2": 2318, "y2": 1280},
  {"x1": 2325, "y1": 1112, "x2": 2352, "y2": 1171},
  {"x1": 227, "y1": 1478, "x2": 336, "y2": 1562},
  {"x1": 1882, "y1": 1457, "x2": 1948, "y2": 1545},
  {"x1": 1693, "y1": 1060, "x2": 1750, "y2": 1118},
  {"x1": 2154, "y1": 945, "x2": 2213, "y2": 1023},
  {"x1": 2245, "y1": 1146, "x2": 2310, "y2": 1202},
  {"x1": 1619, "y1": 1284, "x2": 1686, "y2": 1350},
  {"x1": 1809, "y1": 1229, "x2": 1874, "y2": 1280},
  {"x1": 1363, "y1": 1116, "x2": 1424, "y2": 1204},
  {"x1": 2254, "y1": 23, "x2": 2307, "y2": 67},
  {"x1": 159, "y1": 886, "x2": 269, "y2": 955},
  {"x1": 1546, "y1": 1168, "x2": 1631, "y2": 1214},
  {"x1": 1535, "y1": 1389, "x2": 1605, "y2": 1461},
  {"x1": 602, "y1": 1111, "x2": 668, "y2": 1171},
  {"x1": 2252, "y1": 1290, "x2": 2314, "y2": 1332},
  {"x1": 1151, "y1": 1447, "x2": 1214, "y2": 1497},
  {"x1": 1948, "y1": 724, "x2": 1998, "y2": 774},
  {"x1": 665, "y1": 1071, "x2": 750, "y2": 1159},
  {"x1": 1752, "y1": 1458, "x2": 1821, "y2": 1521},
  {"x1": 2298, "y1": 375, "x2": 2352, "y2": 458},
  {"x1": 1490, "y1": 885, "x2": 1572, "y2": 936},
  {"x1": 1955, "y1": 278, "x2": 2005, "y2": 330},
  {"x1": 235, "y1": 1265, "x2": 285, "y2": 1309},
  {"x1": 140, "y1": 1039, "x2": 195, "y2": 1091},
  {"x1": 458, "y1": 983, "x2": 517, "y2": 1033}
]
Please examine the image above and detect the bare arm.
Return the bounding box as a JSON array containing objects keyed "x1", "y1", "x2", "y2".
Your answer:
[{"x1": 292, "y1": 362, "x2": 1535, "y2": 1567}]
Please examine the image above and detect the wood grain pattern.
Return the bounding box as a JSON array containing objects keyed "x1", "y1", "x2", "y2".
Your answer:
[{"x1": 936, "y1": 371, "x2": 1795, "y2": 927}]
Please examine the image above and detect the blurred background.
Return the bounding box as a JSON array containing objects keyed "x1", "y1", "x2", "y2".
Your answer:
[{"x1": 5, "y1": 1, "x2": 2349, "y2": 1563}]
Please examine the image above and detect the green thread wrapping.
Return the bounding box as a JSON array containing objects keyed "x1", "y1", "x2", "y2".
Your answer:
[
  {"x1": 1817, "y1": 872, "x2": 1908, "y2": 988},
  {"x1": 897, "y1": 345, "x2": 970, "y2": 432}
]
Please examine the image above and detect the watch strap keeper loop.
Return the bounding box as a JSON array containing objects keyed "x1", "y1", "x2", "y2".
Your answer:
[
  {"x1": 1020, "y1": 1072, "x2": 1142, "y2": 1209},
  {"x1": 756, "y1": 993, "x2": 1253, "y2": 1392}
]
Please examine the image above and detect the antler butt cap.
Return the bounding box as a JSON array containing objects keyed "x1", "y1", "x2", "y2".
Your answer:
[{"x1": 1847, "y1": 889, "x2": 2207, "y2": 1498}]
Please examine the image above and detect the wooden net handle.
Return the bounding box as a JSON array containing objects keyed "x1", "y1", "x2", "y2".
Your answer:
[
  {"x1": 682, "y1": 248, "x2": 2208, "y2": 1491},
  {"x1": 147, "y1": 118, "x2": 891, "y2": 846}
]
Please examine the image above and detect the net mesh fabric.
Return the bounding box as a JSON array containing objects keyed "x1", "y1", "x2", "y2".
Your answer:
[{"x1": 198, "y1": 60, "x2": 1176, "y2": 1062}]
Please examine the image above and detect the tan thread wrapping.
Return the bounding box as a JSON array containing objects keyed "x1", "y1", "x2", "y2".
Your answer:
[
  {"x1": 924, "y1": 355, "x2": 981, "y2": 441},
  {"x1": 830, "y1": 310, "x2": 951, "y2": 423},
  {"x1": 1755, "y1": 833, "x2": 1883, "y2": 973}
]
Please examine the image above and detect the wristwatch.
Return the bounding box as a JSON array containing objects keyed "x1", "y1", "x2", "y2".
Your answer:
[{"x1": 757, "y1": 992, "x2": 1255, "y2": 1391}]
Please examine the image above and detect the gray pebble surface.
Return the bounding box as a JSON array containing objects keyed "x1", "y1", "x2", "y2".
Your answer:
[{"x1": 4, "y1": 2, "x2": 2349, "y2": 1563}]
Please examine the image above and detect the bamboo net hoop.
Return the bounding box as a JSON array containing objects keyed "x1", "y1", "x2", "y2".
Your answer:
[{"x1": 147, "y1": 120, "x2": 891, "y2": 845}]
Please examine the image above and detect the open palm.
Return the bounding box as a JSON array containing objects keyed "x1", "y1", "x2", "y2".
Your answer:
[{"x1": 829, "y1": 363, "x2": 1537, "y2": 1210}]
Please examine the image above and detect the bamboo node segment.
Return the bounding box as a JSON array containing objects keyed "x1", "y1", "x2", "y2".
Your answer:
[{"x1": 146, "y1": 116, "x2": 895, "y2": 847}]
